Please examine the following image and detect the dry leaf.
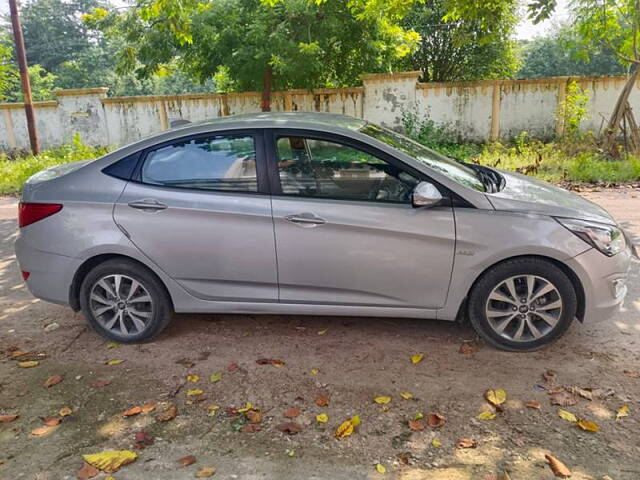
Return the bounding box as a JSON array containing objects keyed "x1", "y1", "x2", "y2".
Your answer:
[
  {"x1": 616, "y1": 405, "x2": 629, "y2": 420},
  {"x1": 315, "y1": 394, "x2": 330, "y2": 407},
  {"x1": 310, "y1": 368, "x2": 319, "y2": 375},
  {"x1": 106, "y1": 359, "x2": 124, "y2": 366},
  {"x1": 179, "y1": 455, "x2": 196, "y2": 467},
  {"x1": 276, "y1": 422, "x2": 303, "y2": 435},
  {"x1": 195, "y1": 466, "x2": 216, "y2": 478},
  {"x1": 91, "y1": 379, "x2": 111, "y2": 388},
  {"x1": 550, "y1": 391, "x2": 576, "y2": 407},
  {"x1": 106, "y1": 342, "x2": 119, "y2": 349},
  {"x1": 76, "y1": 462, "x2": 99, "y2": 480},
  {"x1": 59, "y1": 407, "x2": 73, "y2": 417},
  {"x1": 226, "y1": 363, "x2": 238, "y2": 372},
  {"x1": 284, "y1": 407, "x2": 301, "y2": 418},
  {"x1": 400, "y1": 392, "x2": 413, "y2": 400},
  {"x1": 133, "y1": 431, "x2": 154, "y2": 449},
  {"x1": 410, "y1": 354, "x2": 424, "y2": 364},
  {"x1": 83, "y1": 450, "x2": 138, "y2": 473},
  {"x1": 375, "y1": 463, "x2": 386, "y2": 474},
  {"x1": 335, "y1": 419, "x2": 355, "y2": 439},
  {"x1": 545, "y1": 454, "x2": 572, "y2": 478},
  {"x1": 525, "y1": 400, "x2": 541, "y2": 409},
  {"x1": 558, "y1": 410, "x2": 577, "y2": 423},
  {"x1": 43, "y1": 375, "x2": 64, "y2": 388},
  {"x1": 0, "y1": 414, "x2": 19, "y2": 423},
  {"x1": 478, "y1": 411, "x2": 496, "y2": 420},
  {"x1": 623, "y1": 369, "x2": 639, "y2": 378},
  {"x1": 571, "y1": 387, "x2": 593, "y2": 401},
  {"x1": 255, "y1": 358, "x2": 285, "y2": 367},
  {"x1": 31, "y1": 425, "x2": 57, "y2": 436},
  {"x1": 317, "y1": 328, "x2": 328, "y2": 335},
  {"x1": 18, "y1": 361, "x2": 39, "y2": 368},
  {"x1": 576, "y1": 420, "x2": 599, "y2": 432},
  {"x1": 141, "y1": 402, "x2": 156, "y2": 413},
  {"x1": 374, "y1": 396, "x2": 391, "y2": 404},
  {"x1": 122, "y1": 406, "x2": 142, "y2": 417},
  {"x1": 241, "y1": 423, "x2": 262, "y2": 433},
  {"x1": 408, "y1": 419, "x2": 425, "y2": 431},
  {"x1": 432, "y1": 438, "x2": 442, "y2": 447},
  {"x1": 41, "y1": 416, "x2": 62, "y2": 426},
  {"x1": 426, "y1": 413, "x2": 446, "y2": 428},
  {"x1": 157, "y1": 404, "x2": 177, "y2": 422},
  {"x1": 246, "y1": 409, "x2": 262, "y2": 424},
  {"x1": 316, "y1": 413, "x2": 328, "y2": 423},
  {"x1": 456, "y1": 438, "x2": 477, "y2": 449},
  {"x1": 187, "y1": 389, "x2": 204, "y2": 396},
  {"x1": 484, "y1": 389, "x2": 507, "y2": 406},
  {"x1": 543, "y1": 370, "x2": 557, "y2": 384},
  {"x1": 209, "y1": 372, "x2": 222, "y2": 383},
  {"x1": 187, "y1": 374, "x2": 200, "y2": 383}
]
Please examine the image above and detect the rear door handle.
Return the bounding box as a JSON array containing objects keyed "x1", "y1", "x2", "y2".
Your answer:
[
  {"x1": 284, "y1": 213, "x2": 326, "y2": 227},
  {"x1": 128, "y1": 199, "x2": 168, "y2": 212}
]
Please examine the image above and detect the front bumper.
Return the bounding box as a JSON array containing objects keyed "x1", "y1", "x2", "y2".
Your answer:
[{"x1": 565, "y1": 244, "x2": 633, "y2": 323}]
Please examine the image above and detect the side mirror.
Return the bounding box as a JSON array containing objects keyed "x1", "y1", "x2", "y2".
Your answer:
[{"x1": 411, "y1": 181, "x2": 443, "y2": 208}]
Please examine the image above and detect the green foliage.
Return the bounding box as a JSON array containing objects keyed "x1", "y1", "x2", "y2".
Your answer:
[
  {"x1": 518, "y1": 25, "x2": 626, "y2": 78},
  {"x1": 559, "y1": 80, "x2": 590, "y2": 137},
  {"x1": 0, "y1": 134, "x2": 109, "y2": 194},
  {"x1": 401, "y1": 0, "x2": 520, "y2": 82},
  {"x1": 0, "y1": 33, "x2": 18, "y2": 101}
]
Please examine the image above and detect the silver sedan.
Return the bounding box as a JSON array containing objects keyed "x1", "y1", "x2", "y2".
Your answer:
[{"x1": 14, "y1": 113, "x2": 633, "y2": 350}]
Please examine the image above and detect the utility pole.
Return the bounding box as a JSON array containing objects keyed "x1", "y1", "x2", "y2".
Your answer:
[{"x1": 9, "y1": 0, "x2": 39, "y2": 155}]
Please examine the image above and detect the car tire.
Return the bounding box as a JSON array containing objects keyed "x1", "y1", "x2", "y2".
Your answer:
[
  {"x1": 468, "y1": 257, "x2": 577, "y2": 351},
  {"x1": 79, "y1": 259, "x2": 172, "y2": 343}
]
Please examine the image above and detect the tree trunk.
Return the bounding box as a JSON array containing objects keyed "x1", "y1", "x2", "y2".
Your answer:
[
  {"x1": 602, "y1": 63, "x2": 640, "y2": 157},
  {"x1": 261, "y1": 66, "x2": 273, "y2": 112}
]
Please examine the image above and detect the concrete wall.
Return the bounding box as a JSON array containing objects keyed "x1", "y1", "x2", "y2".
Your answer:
[{"x1": 1, "y1": 72, "x2": 638, "y2": 151}]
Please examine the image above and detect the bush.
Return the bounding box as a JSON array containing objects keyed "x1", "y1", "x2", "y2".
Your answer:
[{"x1": 0, "y1": 134, "x2": 109, "y2": 195}]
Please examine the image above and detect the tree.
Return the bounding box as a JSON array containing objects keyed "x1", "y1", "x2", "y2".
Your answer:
[
  {"x1": 84, "y1": 0, "x2": 422, "y2": 110},
  {"x1": 0, "y1": 32, "x2": 18, "y2": 101},
  {"x1": 518, "y1": 25, "x2": 625, "y2": 78},
  {"x1": 401, "y1": 0, "x2": 520, "y2": 82}
]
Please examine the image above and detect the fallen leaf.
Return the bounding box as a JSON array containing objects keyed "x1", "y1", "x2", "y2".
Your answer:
[
  {"x1": 570, "y1": 387, "x2": 593, "y2": 401},
  {"x1": 400, "y1": 392, "x2": 413, "y2": 400},
  {"x1": 286, "y1": 448, "x2": 295, "y2": 457},
  {"x1": 205, "y1": 405, "x2": 220, "y2": 417},
  {"x1": 133, "y1": 431, "x2": 154, "y2": 449},
  {"x1": 227, "y1": 363, "x2": 238, "y2": 372},
  {"x1": 375, "y1": 463, "x2": 386, "y2": 474},
  {"x1": 187, "y1": 374, "x2": 200, "y2": 383},
  {"x1": 236, "y1": 402, "x2": 254, "y2": 413},
  {"x1": 195, "y1": 466, "x2": 216, "y2": 478},
  {"x1": 106, "y1": 342, "x2": 119, "y2": 349},
  {"x1": 246, "y1": 409, "x2": 263, "y2": 424},
  {"x1": 209, "y1": 372, "x2": 222, "y2": 383},
  {"x1": 156, "y1": 404, "x2": 177, "y2": 421},
  {"x1": 525, "y1": 400, "x2": 541, "y2": 410},
  {"x1": 316, "y1": 413, "x2": 328, "y2": 423},
  {"x1": 350, "y1": 415, "x2": 361, "y2": 426},
  {"x1": 543, "y1": 370, "x2": 557, "y2": 384},
  {"x1": 374, "y1": 396, "x2": 391, "y2": 404},
  {"x1": 576, "y1": 419, "x2": 599, "y2": 432},
  {"x1": 0, "y1": 414, "x2": 19, "y2": 423},
  {"x1": 41, "y1": 416, "x2": 62, "y2": 426},
  {"x1": 187, "y1": 389, "x2": 204, "y2": 397},
  {"x1": 408, "y1": 419, "x2": 425, "y2": 431},
  {"x1": 484, "y1": 389, "x2": 507, "y2": 406},
  {"x1": 122, "y1": 406, "x2": 142, "y2": 417},
  {"x1": 141, "y1": 402, "x2": 156, "y2": 413},
  {"x1": 545, "y1": 454, "x2": 572, "y2": 478},
  {"x1": 179, "y1": 455, "x2": 196, "y2": 467},
  {"x1": 31, "y1": 425, "x2": 58, "y2": 436},
  {"x1": 550, "y1": 391, "x2": 577, "y2": 407},
  {"x1": 18, "y1": 361, "x2": 39, "y2": 368},
  {"x1": 432, "y1": 438, "x2": 442, "y2": 448},
  {"x1": 241, "y1": 423, "x2": 262, "y2": 433},
  {"x1": 310, "y1": 368, "x2": 319, "y2": 375},
  {"x1": 478, "y1": 411, "x2": 496, "y2": 420},
  {"x1": 276, "y1": 422, "x2": 303, "y2": 435},
  {"x1": 255, "y1": 358, "x2": 285, "y2": 367},
  {"x1": 83, "y1": 450, "x2": 137, "y2": 473},
  {"x1": 457, "y1": 438, "x2": 477, "y2": 449},
  {"x1": 43, "y1": 375, "x2": 64, "y2": 388},
  {"x1": 426, "y1": 413, "x2": 446, "y2": 428},
  {"x1": 59, "y1": 407, "x2": 73, "y2": 417},
  {"x1": 318, "y1": 328, "x2": 328, "y2": 335},
  {"x1": 410, "y1": 354, "x2": 424, "y2": 364},
  {"x1": 335, "y1": 419, "x2": 355, "y2": 439},
  {"x1": 90, "y1": 379, "x2": 111, "y2": 388},
  {"x1": 76, "y1": 462, "x2": 99, "y2": 480},
  {"x1": 558, "y1": 409, "x2": 577, "y2": 423},
  {"x1": 284, "y1": 407, "x2": 301, "y2": 418},
  {"x1": 616, "y1": 405, "x2": 629, "y2": 420},
  {"x1": 177, "y1": 358, "x2": 195, "y2": 368},
  {"x1": 414, "y1": 412, "x2": 424, "y2": 420},
  {"x1": 315, "y1": 394, "x2": 330, "y2": 407},
  {"x1": 459, "y1": 342, "x2": 479, "y2": 354},
  {"x1": 106, "y1": 360, "x2": 124, "y2": 366},
  {"x1": 623, "y1": 369, "x2": 639, "y2": 378}
]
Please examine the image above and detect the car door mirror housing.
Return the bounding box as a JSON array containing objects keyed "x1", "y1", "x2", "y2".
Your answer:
[{"x1": 411, "y1": 182, "x2": 443, "y2": 208}]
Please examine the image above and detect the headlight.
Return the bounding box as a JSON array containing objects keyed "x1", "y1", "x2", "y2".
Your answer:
[{"x1": 556, "y1": 217, "x2": 626, "y2": 257}]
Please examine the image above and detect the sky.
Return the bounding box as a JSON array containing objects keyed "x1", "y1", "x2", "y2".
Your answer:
[{"x1": 1, "y1": 0, "x2": 571, "y2": 40}]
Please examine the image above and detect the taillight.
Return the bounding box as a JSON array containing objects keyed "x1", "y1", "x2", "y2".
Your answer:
[{"x1": 18, "y1": 202, "x2": 63, "y2": 228}]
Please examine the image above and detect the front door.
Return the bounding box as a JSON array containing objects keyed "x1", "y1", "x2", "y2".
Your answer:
[
  {"x1": 114, "y1": 131, "x2": 278, "y2": 302},
  {"x1": 268, "y1": 132, "x2": 456, "y2": 309}
]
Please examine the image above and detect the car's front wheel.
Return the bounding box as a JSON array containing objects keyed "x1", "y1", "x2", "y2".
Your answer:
[
  {"x1": 79, "y1": 259, "x2": 172, "y2": 343},
  {"x1": 468, "y1": 257, "x2": 577, "y2": 351}
]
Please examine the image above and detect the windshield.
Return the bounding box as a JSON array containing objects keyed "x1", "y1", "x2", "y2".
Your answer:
[{"x1": 360, "y1": 123, "x2": 485, "y2": 191}]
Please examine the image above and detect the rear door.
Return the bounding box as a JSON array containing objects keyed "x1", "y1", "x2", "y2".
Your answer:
[
  {"x1": 114, "y1": 130, "x2": 278, "y2": 302},
  {"x1": 266, "y1": 130, "x2": 456, "y2": 309}
]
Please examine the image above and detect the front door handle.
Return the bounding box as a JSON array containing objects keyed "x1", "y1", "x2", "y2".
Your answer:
[
  {"x1": 284, "y1": 213, "x2": 327, "y2": 227},
  {"x1": 128, "y1": 199, "x2": 168, "y2": 212}
]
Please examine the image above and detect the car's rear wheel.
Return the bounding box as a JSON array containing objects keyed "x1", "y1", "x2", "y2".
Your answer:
[
  {"x1": 79, "y1": 259, "x2": 172, "y2": 343},
  {"x1": 468, "y1": 257, "x2": 577, "y2": 351}
]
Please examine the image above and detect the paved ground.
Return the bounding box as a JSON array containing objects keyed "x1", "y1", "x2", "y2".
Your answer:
[{"x1": 0, "y1": 188, "x2": 639, "y2": 480}]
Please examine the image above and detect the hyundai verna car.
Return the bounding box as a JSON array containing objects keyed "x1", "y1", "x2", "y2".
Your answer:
[{"x1": 15, "y1": 112, "x2": 634, "y2": 351}]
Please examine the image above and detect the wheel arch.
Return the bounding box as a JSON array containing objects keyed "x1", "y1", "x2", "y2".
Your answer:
[
  {"x1": 69, "y1": 253, "x2": 174, "y2": 312},
  {"x1": 457, "y1": 254, "x2": 585, "y2": 324}
]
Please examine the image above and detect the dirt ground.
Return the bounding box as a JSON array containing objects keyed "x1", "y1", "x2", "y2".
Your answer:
[{"x1": 1, "y1": 188, "x2": 639, "y2": 480}]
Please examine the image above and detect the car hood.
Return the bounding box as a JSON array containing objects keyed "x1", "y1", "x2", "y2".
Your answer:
[{"x1": 486, "y1": 169, "x2": 616, "y2": 225}]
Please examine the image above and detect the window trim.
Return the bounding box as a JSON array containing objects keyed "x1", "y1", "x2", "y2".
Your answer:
[
  {"x1": 131, "y1": 129, "x2": 270, "y2": 195},
  {"x1": 264, "y1": 128, "x2": 451, "y2": 205}
]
